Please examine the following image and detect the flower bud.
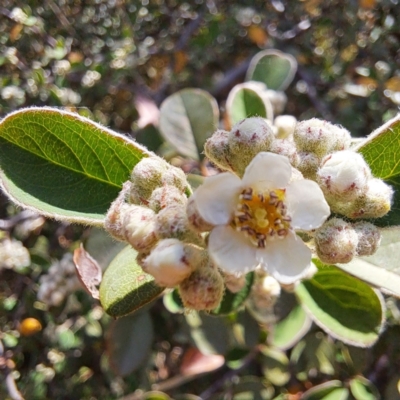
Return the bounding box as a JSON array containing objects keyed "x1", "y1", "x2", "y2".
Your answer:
[
  {"x1": 340, "y1": 178, "x2": 393, "y2": 219},
  {"x1": 161, "y1": 166, "x2": 188, "y2": 193},
  {"x1": 314, "y1": 218, "x2": 358, "y2": 264},
  {"x1": 228, "y1": 117, "x2": 275, "y2": 176},
  {"x1": 353, "y1": 221, "x2": 381, "y2": 256},
  {"x1": 297, "y1": 151, "x2": 321, "y2": 180},
  {"x1": 130, "y1": 157, "x2": 170, "y2": 203},
  {"x1": 317, "y1": 151, "x2": 371, "y2": 202},
  {"x1": 269, "y1": 138, "x2": 299, "y2": 167},
  {"x1": 222, "y1": 271, "x2": 247, "y2": 293},
  {"x1": 156, "y1": 204, "x2": 203, "y2": 245},
  {"x1": 123, "y1": 205, "x2": 158, "y2": 252},
  {"x1": 148, "y1": 185, "x2": 187, "y2": 213},
  {"x1": 294, "y1": 119, "x2": 351, "y2": 156},
  {"x1": 141, "y1": 239, "x2": 201, "y2": 287},
  {"x1": 204, "y1": 129, "x2": 235, "y2": 172},
  {"x1": 265, "y1": 89, "x2": 287, "y2": 115},
  {"x1": 186, "y1": 195, "x2": 214, "y2": 233},
  {"x1": 105, "y1": 182, "x2": 131, "y2": 241},
  {"x1": 179, "y1": 264, "x2": 224, "y2": 311},
  {"x1": 246, "y1": 273, "x2": 280, "y2": 325},
  {"x1": 274, "y1": 115, "x2": 297, "y2": 139}
]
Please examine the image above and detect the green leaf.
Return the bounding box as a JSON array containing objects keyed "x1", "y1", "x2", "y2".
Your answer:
[
  {"x1": 0, "y1": 108, "x2": 150, "y2": 225},
  {"x1": 185, "y1": 311, "x2": 230, "y2": 355},
  {"x1": 268, "y1": 305, "x2": 312, "y2": 350},
  {"x1": 231, "y1": 376, "x2": 273, "y2": 400},
  {"x1": 302, "y1": 381, "x2": 349, "y2": 400},
  {"x1": 159, "y1": 88, "x2": 219, "y2": 160},
  {"x1": 349, "y1": 376, "x2": 380, "y2": 400},
  {"x1": 337, "y1": 227, "x2": 400, "y2": 297},
  {"x1": 260, "y1": 346, "x2": 290, "y2": 387},
  {"x1": 246, "y1": 49, "x2": 297, "y2": 91},
  {"x1": 99, "y1": 246, "x2": 164, "y2": 317},
  {"x1": 107, "y1": 310, "x2": 153, "y2": 376},
  {"x1": 295, "y1": 261, "x2": 384, "y2": 347},
  {"x1": 355, "y1": 115, "x2": 400, "y2": 226},
  {"x1": 211, "y1": 272, "x2": 254, "y2": 316},
  {"x1": 226, "y1": 83, "x2": 273, "y2": 126}
]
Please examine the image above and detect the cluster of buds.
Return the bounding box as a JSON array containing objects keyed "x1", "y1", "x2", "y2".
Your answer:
[
  {"x1": 0, "y1": 238, "x2": 30, "y2": 270},
  {"x1": 104, "y1": 115, "x2": 393, "y2": 312},
  {"x1": 105, "y1": 156, "x2": 225, "y2": 311},
  {"x1": 204, "y1": 116, "x2": 299, "y2": 177},
  {"x1": 37, "y1": 254, "x2": 81, "y2": 307},
  {"x1": 293, "y1": 118, "x2": 352, "y2": 180},
  {"x1": 317, "y1": 151, "x2": 393, "y2": 219},
  {"x1": 314, "y1": 218, "x2": 381, "y2": 264}
]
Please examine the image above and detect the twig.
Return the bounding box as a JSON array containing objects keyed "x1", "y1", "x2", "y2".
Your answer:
[{"x1": 211, "y1": 56, "x2": 253, "y2": 97}]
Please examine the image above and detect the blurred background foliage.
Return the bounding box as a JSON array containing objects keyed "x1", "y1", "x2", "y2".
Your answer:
[{"x1": 1, "y1": 0, "x2": 400, "y2": 399}]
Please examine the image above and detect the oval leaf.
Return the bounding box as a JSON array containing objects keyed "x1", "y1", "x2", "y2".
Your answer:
[
  {"x1": 211, "y1": 272, "x2": 254, "y2": 316},
  {"x1": 295, "y1": 261, "x2": 384, "y2": 347},
  {"x1": 226, "y1": 83, "x2": 273, "y2": 127},
  {"x1": 246, "y1": 49, "x2": 297, "y2": 91},
  {"x1": 0, "y1": 108, "x2": 151, "y2": 225},
  {"x1": 337, "y1": 227, "x2": 400, "y2": 297},
  {"x1": 355, "y1": 115, "x2": 400, "y2": 226},
  {"x1": 107, "y1": 310, "x2": 153, "y2": 376},
  {"x1": 99, "y1": 246, "x2": 164, "y2": 317},
  {"x1": 302, "y1": 380, "x2": 349, "y2": 400},
  {"x1": 159, "y1": 88, "x2": 219, "y2": 160},
  {"x1": 349, "y1": 376, "x2": 380, "y2": 400},
  {"x1": 268, "y1": 305, "x2": 312, "y2": 351}
]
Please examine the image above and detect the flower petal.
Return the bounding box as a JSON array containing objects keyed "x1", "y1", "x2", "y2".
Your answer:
[
  {"x1": 286, "y1": 179, "x2": 330, "y2": 230},
  {"x1": 242, "y1": 152, "x2": 292, "y2": 189},
  {"x1": 209, "y1": 225, "x2": 258, "y2": 274},
  {"x1": 257, "y1": 232, "x2": 312, "y2": 284},
  {"x1": 194, "y1": 173, "x2": 242, "y2": 225}
]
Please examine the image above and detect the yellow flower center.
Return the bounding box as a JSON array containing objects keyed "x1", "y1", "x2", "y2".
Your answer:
[{"x1": 233, "y1": 187, "x2": 292, "y2": 248}]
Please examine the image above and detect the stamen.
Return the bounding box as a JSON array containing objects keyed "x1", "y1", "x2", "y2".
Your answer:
[{"x1": 233, "y1": 186, "x2": 292, "y2": 248}]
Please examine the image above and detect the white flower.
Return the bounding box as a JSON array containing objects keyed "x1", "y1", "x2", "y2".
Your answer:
[{"x1": 192, "y1": 152, "x2": 330, "y2": 284}]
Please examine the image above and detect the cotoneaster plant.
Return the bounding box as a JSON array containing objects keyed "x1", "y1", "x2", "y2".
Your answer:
[{"x1": 1, "y1": 50, "x2": 400, "y2": 352}]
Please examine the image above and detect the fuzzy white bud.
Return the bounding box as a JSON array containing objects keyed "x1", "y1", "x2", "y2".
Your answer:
[
  {"x1": 265, "y1": 90, "x2": 287, "y2": 115},
  {"x1": 123, "y1": 205, "x2": 158, "y2": 252},
  {"x1": 148, "y1": 185, "x2": 187, "y2": 213},
  {"x1": 317, "y1": 151, "x2": 371, "y2": 201},
  {"x1": 142, "y1": 239, "x2": 194, "y2": 287},
  {"x1": 204, "y1": 129, "x2": 235, "y2": 172},
  {"x1": 338, "y1": 178, "x2": 393, "y2": 219},
  {"x1": 269, "y1": 138, "x2": 299, "y2": 167},
  {"x1": 274, "y1": 115, "x2": 297, "y2": 139},
  {"x1": 156, "y1": 204, "x2": 203, "y2": 245},
  {"x1": 179, "y1": 264, "x2": 224, "y2": 311},
  {"x1": 228, "y1": 117, "x2": 275, "y2": 176},
  {"x1": 130, "y1": 157, "x2": 170, "y2": 203},
  {"x1": 315, "y1": 218, "x2": 358, "y2": 264},
  {"x1": 294, "y1": 118, "x2": 351, "y2": 156},
  {"x1": 297, "y1": 151, "x2": 321, "y2": 180},
  {"x1": 353, "y1": 221, "x2": 381, "y2": 256}
]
